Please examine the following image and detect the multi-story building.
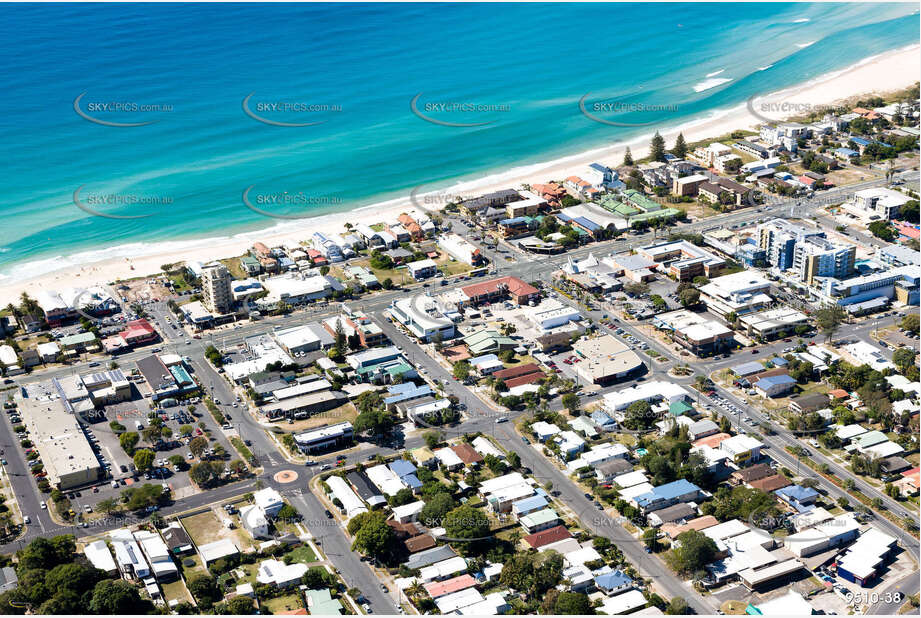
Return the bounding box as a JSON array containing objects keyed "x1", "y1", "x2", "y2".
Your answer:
[
  {"x1": 201, "y1": 262, "x2": 233, "y2": 314},
  {"x1": 792, "y1": 236, "x2": 855, "y2": 285},
  {"x1": 848, "y1": 188, "x2": 910, "y2": 220},
  {"x1": 757, "y1": 219, "x2": 824, "y2": 271}
]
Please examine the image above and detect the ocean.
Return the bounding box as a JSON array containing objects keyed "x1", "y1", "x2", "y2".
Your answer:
[{"x1": 0, "y1": 2, "x2": 917, "y2": 281}]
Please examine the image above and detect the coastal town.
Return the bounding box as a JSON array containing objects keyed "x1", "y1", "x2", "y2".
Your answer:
[{"x1": 0, "y1": 71, "x2": 919, "y2": 618}]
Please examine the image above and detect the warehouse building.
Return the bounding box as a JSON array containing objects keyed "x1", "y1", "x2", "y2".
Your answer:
[{"x1": 20, "y1": 395, "x2": 101, "y2": 489}]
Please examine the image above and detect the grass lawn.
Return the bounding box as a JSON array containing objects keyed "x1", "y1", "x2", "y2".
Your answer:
[
  {"x1": 161, "y1": 579, "x2": 193, "y2": 604},
  {"x1": 285, "y1": 544, "x2": 318, "y2": 564},
  {"x1": 180, "y1": 554, "x2": 205, "y2": 580},
  {"x1": 503, "y1": 353, "x2": 539, "y2": 368},
  {"x1": 262, "y1": 593, "x2": 304, "y2": 614},
  {"x1": 218, "y1": 256, "x2": 248, "y2": 280},
  {"x1": 436, "y1": 257, "x2": 472, "y2": 277},
  {"x1": 181, "y1": 511, "x2": 225, "y2": 546},
  {"x1": 282, "y1": 402, "x2": 358, "y2": 432}
]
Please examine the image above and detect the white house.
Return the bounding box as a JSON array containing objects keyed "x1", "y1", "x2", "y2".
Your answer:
[{"x1": 240, "y1": 504, "x2": 270, "y2": 539}]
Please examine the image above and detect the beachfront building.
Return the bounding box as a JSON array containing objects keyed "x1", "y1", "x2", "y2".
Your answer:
[{"x1": 201, "y1": 262, "x2": 233, "y2": 314}]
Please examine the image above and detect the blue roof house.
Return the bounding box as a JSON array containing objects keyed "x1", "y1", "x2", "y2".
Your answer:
[
  {"x1": 775, "y1": 485, "x2": 819, "y2": 513},
  {"x1": 753, "y1": 374, "x2": 796, "y2": 398},
  {"x1": 591, "y1": 410, "x2": 617, "y2": 432},
  {"x1": 633, "y1": 479, "x2": 704, "y2": 514},
  {"x1": 594, "y1": 569, "x2": 634, "y2": 596},
  {"x1": 511, "y1": 495, "x2": 549, "y2": 518}
]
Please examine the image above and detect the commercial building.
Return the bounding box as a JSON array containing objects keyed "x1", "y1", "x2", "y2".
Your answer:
[
  {"x1": 136, "y1": 354, "x2": 198, "y2": 402},
  {"x1": 437, "y1": 233, "x2": 483, "y2": 265},
  {"x1": 652, "y1": 310, "x2": 734, "y2": 356},
  {"x1": 389, "y1": 295, "x2": 457, "y2": 342},
  {"x1": 636, "y1": 240, "x2": 725, "y2": 280},
  {"x1": 602, "y1": 381, "x2": 689, "y2": 412},
  {"x1": 273, "y1": 322, "x2": 334, "y2": 355},
  {"x1": 847, "y1": 187, "x2": 910, "y2": 220},
  {"x1": 407, "y1": 258, "x2": 439, "y2": 280},
  {"x1": 19, "y1": 395, "x2": 101, "y2": 489},
  {"x1": 257, "y1": 273, "x2": 338, "y2": 309},
  {"x1": 571, "y1": 335, "x2": 645, "y2": 385},
  {"x1": 699, "y1": 271, "x2": 773, "y2": 318},
  {"x1": 738, "y1": 307, "x2": 809, "y2": 340},
  {"x1": 459, "y1": 276, "x2": 540, "y2": 306},
  {"x1": 321, "y1": 311, "x2": 385, "y2": 348},
  {"x1": 325, "y1": 474, "x2": 367, "y2": 518},
  {"x1": 119, "y1": 318, "x2": 158, "y2": 347},
  {"x1": 201, "y1": 262, "x2": 233, "y2": 314},
  {"x1": 293, "y1": 421, "x2": 354, "y2": 453}
]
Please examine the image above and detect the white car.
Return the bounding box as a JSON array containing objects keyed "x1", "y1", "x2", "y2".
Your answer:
[{"x1": 40, "y1": 501, "x2": 46, "y2": 510}]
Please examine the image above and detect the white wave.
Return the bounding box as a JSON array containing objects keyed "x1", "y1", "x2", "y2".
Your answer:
[
  {"x1": 706, "y1": 69, "x2": 725, "y2": 78},
  {"x1": 796, "y1": 41, "x2": 816, "y2": 48},
  {"x1": 693, "y1": 77, "x2": 733, "y2": 93},
  {"x1": 793, "y1": 18, "x2": 810, "y2": 23},
  {"x1": 757, "y1": 65, "x2": 774, "y2": 71}
]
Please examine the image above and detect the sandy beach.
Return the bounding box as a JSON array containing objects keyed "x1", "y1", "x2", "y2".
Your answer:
[{"x1": 2, "y1": 43, "x2": 918, "y2": 301}]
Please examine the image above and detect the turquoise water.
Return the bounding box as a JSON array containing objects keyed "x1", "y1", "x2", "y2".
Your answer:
[{"x1": 0, "y1": 3, "x2": 917, "y2": 281}]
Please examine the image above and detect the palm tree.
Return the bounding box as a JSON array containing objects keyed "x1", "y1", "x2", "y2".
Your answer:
[{"x1": 406, "y1": 581, "x2": 425, "y2": 599}]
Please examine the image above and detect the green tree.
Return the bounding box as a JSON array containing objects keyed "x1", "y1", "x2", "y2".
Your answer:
[
  {"x1": 893, "y1": 347, "x2": 917, "y2": 373},
  {"x1": 118, "y1": 431, "x2": 139, "y2": 454},
  {"x1": 553, "y1": 591, "x2": 592, "y2": 614},
  {"x1": 643, "y1": 527, "x2": 660, "y2": 552},
  {"x1": 187, "y1": 574, "x2": 221, "y2": 609},
  {"x1": 189, "y1": 436, "x2": 209, "y2": 459},
  {"x1": 189, "y1": 462, "x2": 218, "y2": 487},
  {"x1": 419, "y1": 493, "x2": 457, "y2": 527},
  {"x1": 217, "y1": 595, "x2": 256, "y2": 614},
  {"x1": 671, "y1": 133, "x2": 688, "y2": 159},
  {"x1": 351, "y1": 512, "x2": 398, "y2": 563},
  {"x1": 650, "y1": 131, "x2": 666, "y2": 162},
  {"x1": 900, "y1": 314, "x2": 919, "y2": 333},
  {"x1": 814, "y1": 304, "x2": 846, "y2": 344},
  {"x1": 133, "y1": 448, "x2": 155, "y2": 472},
  {"x1": 443, "y1": 505, "x2": 490, "y2": 543},
  {"x1": 665, "y1": 530, "x2": 718, "y2": 576},
  {"x1": 561, "y1": 392, "x2": 580, "y2": 414},
  {"x1": 277, "y1": 504, "x2": 299, "y2": 521},
  {"x1": 678, "y1": 287, "x2": 700, "y2": 307},
  {"x1": 452, "y1": 361, "x2": 472, "y2": 382},
  {"x1": 623, "y1": 146, "x2": 634, "y2": 167},
  {"x1": 89, "y1": 579, "x2": 150, "y2": 614},
  {"x1": 666, "y1": 597, "x2": 689, "y2": 615},
  {"x1": 624, "y1": 400, "x2": 654, "y2": 430}
]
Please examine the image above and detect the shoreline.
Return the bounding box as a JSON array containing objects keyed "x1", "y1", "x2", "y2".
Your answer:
[{"x1": 2, "y1": 43, "x2": 918, "y2": 300}]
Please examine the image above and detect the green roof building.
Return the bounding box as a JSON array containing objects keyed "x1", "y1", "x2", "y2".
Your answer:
[
  {"x1": 305, "y1": 589, "x2": 343, "y2": 615},
  {"x1": 669, "y1": 400, "x2": 695, "y2": 417},
  {"x1": 464, "y1": 328, "x2": 517, "y2": 356}
]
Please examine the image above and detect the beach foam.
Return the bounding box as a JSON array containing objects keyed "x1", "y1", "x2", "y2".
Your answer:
[{"x1": 693, "y1": 77, "x2": 733, "y2": 93}]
